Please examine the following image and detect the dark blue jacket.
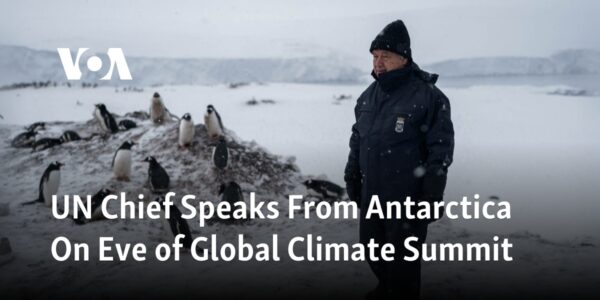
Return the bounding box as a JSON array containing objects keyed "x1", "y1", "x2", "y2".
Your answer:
[{"x1": 344, "y1": 62, "x2": 454, "y2": 205}]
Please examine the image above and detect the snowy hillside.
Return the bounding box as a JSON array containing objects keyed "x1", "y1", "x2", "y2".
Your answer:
[
  {"x1": 0, "y1": 45, "x2": 364, "y2": 87},
  {"x1": 425, "y1": 49, "x2": 600, "y2": 77}
]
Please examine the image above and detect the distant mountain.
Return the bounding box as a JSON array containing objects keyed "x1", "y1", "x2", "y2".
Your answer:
[
  {"x1": 0, "y1": 45, "x2": 364, "y2": 87},
  {"x1": 550, "y1": 49, "x2": 600, "y2": 74},
  {"x1": 424, "y1": 49, "x2": 600, "y2": 77},
  {"x1": 2, "y1": 45, "x2": 599, "y2": 87}
]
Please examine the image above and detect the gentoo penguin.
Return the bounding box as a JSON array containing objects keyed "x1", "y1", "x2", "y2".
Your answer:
[
  {"x1": 118, "y1": 119, "x2": 137, "y2": 131},
  {"x1": 112, "y1": 140, "x2": 135, "y2": 181},
  {"x1": 23, "y1": 161, "x2": 63, "y2": 206},
  {"x1": 73, "y1": 188, "x2": 112, "y2": 225},
  {"x1": 150, "y1": 92, "x2": 168, "y2": 124},
  {"x1": 94, "y1": 103, "x2": 119, "y2": 134},
  {"x1": 155, "y1": 197, "x2": 193, "y2": 249},
  {"x1": 25, "y1": 122, "x2": 46, "y2": 132},
  {"x1": 11, "y1": 121, "x2": 46, "y2": 148},
  {"x1": 11, "y1": 130, "x2": 38, "y2": 148},
  {"x1": 142, "y1": 156, "x2": 170, "y2": 193},
  {"x1": 303, "y1": 179, "x2": 344, "y2": 202},
  {"x1": 204, "y1": 104, "x2": 224, "y2": 138},
  {"x1": 178, "y1": 113, "x2": 195, "y2": 148},
  {"x1": 212, "y1": 136, "x2": 229, "y2": 170},
  {"x1": 32, "y1": 138, "x2": 62, "y2": 151},
  {"x1": 60, "y1": 130, "x2": 81, "y2": 143},
  {"x1": 218, "y1": 181, "x2": 244, "y2": 205}
]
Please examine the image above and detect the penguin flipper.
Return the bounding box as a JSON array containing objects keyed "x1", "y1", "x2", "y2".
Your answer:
[
  {"x1": 111, "y1": 150, "x2": 117, "y2": 168},
  {"x1": 37, "y1": 170, "x2": 48, "y2": 204},
  {"x1": 166, "y1": 108, "x2": 180, "y2": 121},
  {"x1": 215, "y1": 112, "x2": 225, "y2": 132},
  {"x1": 104, "y1": 113, "x2": 118, "y2": 133}
]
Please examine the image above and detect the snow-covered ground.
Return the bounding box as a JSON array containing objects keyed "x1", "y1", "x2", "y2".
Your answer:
[
  {"x1": 1, "y1": 82, "x2": 599, "y2": 239},
  {"x1": 1, "y1": 82, "x2": 599, "y2": 298}
]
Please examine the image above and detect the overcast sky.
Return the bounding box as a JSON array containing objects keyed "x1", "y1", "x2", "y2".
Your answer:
[{"x1": 2, "y1": 0, "x2": 599, "y2": 65}]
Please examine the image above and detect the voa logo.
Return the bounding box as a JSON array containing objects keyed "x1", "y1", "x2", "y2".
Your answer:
[{"x1": 57, "y1": 48, "x2": 132, "y2": 80}]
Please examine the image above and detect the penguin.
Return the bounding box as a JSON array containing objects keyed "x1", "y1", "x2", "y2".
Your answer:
[
  {"x1": 142, "y1": 156, "x2": 170, "y2": 193},
  {"x1": 23, "y1": 161, "x2": 63, "y2": 206},
  {"x1": 25, "y1": 122, "x2": 45, "y2": 132},
  {"x1": 11, "y1": 121, "x2": 46, "y2": 148},
  {"x1": 155, "y1": 197, "x2": 193, "y2": 249},
  {"x1": 60, "y1": 130, "x2": 81, "y2": 143},
  {"x1": 94, "y1": 103, "x2": 119, "y2": 134},
  {"x1": 32, "y1": 138, "x2": 62, "y2": 151},
  {"x1": 112, "y1": 140, "x2": 135, "y2": 181},
  {"x1": 150, "y1": 92, "x2": 168, "y2": 124},
  {"x1": 11, "y1": 130, "x2": 38, "y2": 148},
  {"x1": 118, "y1": 119, "x2": 137, "y2": 131},
  {"x1": 212, "y1": 136, "x2": 229, "y2": 170},
  {"x1": 218, "y1": 181, "x2": 244, "y2": 206},
  {"x1": 204, "y1": 104, "x2": 224, "y2": 138},
  {"x1": 303, "y1": 179, "x2": 345, "y2": 202},
  {"x1": 73, "y1": 188, "x2": 112, "y2": 225},
  {"x1": 178, "y1": 113, "x2": 195, "y2": 148}
]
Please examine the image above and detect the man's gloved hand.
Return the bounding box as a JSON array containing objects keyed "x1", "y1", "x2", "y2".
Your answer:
[{"x1": 344, "y1": 173, "x2": 362, "y2": 206}]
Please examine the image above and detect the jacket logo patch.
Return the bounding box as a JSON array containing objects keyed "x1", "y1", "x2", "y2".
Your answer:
[{"x1": 395, "y1": 117, "x2": 405, "y2": 133}]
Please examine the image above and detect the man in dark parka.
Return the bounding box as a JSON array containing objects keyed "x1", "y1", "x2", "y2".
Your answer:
[{"x1": 344, "y1": 20, "x2": 455, "y2": 299}]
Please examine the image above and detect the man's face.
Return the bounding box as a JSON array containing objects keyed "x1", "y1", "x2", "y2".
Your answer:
[{"x1": 372, "y1": 49, "x2": 408, "y2": 76}]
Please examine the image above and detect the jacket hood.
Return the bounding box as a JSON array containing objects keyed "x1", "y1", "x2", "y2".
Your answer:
[{"x1": 412, "y1": 62, "x2": 438, "y2": 84}]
